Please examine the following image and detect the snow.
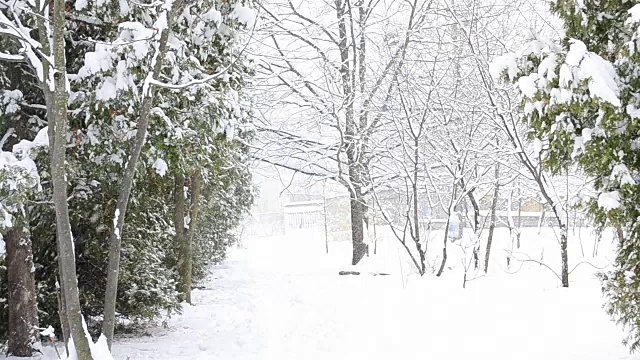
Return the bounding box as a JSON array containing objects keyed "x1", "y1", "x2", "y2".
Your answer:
[
  {"x1": 537, "y1": 53, "x2": 557, "y2": 81},
  {"x1": 598, "y1": 191, "x2": 621, "y2": 211},
  {"x1": 489, "y1": 53, "x2": 517, "y2": 80},
  {"x1": 231, "y1": 3, "x2": 257, "y2": 28},
  {"x1": 565, "y1": 39, "x2": 587, "y2": 66},
  {"x1": 202, "y1": 7, "x2": 222, "y2": 25},
  {"x1": 500, "y1": 38, "x2": 620, "y2": 110},
  {"x1": 152, "y1": 158, "x2": 168, "y2": 177},
  {"x1": 11, "y1": 126, "x2": 48, "y2": 162},
  {"x1": 611, "y1": 164, "x2": 636, "y2": 186},
  {"x1": 40, "y1": 326, "x2": 55, "y2": 339},
  {"x1": 1, "y1": 89, "x2": 22, "y2": 114},
  {"x1": 118, "y1": 0, "x2": 130, "y2": 16},
  {"x1": 517, "y1": 73, "x2": 538, "y2": 98},
  {"x1": 578, "y1": 53, "x2": 620, "y2": 107},
  {"x1": 113, "y1": 209, "x2": 120, "y2": 239},
  {"x1": 108, "y1": 228, "x2": 638, "y2": 359},
  {"x1": 78, "y1": 46, "x2": 115, "y2": 78},
  {"x1": 533, "y1": 137, "x2": 543, "y2": 155},
  {"x1": 558, "y1": 63, "x2": 572, "y2": 87},
  {"x1": 0, "y1": 126, "x2": 48, "y2": 202},
  {"x1": 96, "y1": 78, "x2": 117, "y2": 101},
  {"x1": 582, "y1": 128, "x2": 592, "y2": 143},
  {"x1": 66, "y1": 334, "x2": 114, "y2": 360},
  {"x1": 627, "y1": 105, "x2": 640, "y2": 119},
  {"x1": 628, "y1": 5, "x2": 640, "y2": 24},
  {"x1": 7, "y1": 227, "x2": 640, "y2": 360},
  {"x1": 572, "y1": 135, "x2": 583, "y2": 158},
  {"x1": 75, "y1": 0, "x2": 87, "y2": 10}
]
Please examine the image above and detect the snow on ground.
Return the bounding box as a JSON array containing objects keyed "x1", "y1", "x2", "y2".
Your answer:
[
  {"x1": 109, "y1": 226, "x2": 636, "y2": 360},
  {"x1": 14, "y1": 226, "x2": 640, "y2": 359}
]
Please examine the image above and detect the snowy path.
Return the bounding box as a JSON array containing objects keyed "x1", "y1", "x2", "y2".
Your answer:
[{"x1": 111, "y1": 235, "x2": 640, "y2": 360}]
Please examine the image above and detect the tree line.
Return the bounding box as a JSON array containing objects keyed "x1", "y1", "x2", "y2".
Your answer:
[
  {"x1": 252, "y1": 0, "x2": 640, "y2": 353},
  {"x1": 0, "y1": 0, "x2": 255, "y2": 358}
]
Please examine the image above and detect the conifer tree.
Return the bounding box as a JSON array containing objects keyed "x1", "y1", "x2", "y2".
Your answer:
[{"x1": 492, "y1": 0, "x2": 640, "y2": 351}]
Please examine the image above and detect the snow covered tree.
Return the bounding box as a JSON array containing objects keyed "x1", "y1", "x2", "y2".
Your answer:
[
  {"x1": 0, "y1": 0, "x2": 96, "y2": 356},
  {"x1": 61, "y1": 0, "x2": 255, "y2": 346},
  {"x1": 1, "y1": 0, "x2": 255, "y2": 356},
  {"x1": 0, "y1": 124, "x2": 48, "y2": 356},
  {"x1": 491, "y1": 0, "x2": 640, "y2": 350},
  {"x1": 368, "y1": 0, "x2": 529, "y2": 280},
  {"x1": 253, "y1": 0, "x2": 425, "y2": 265},
  {"x1": 0, "y1": 46, "x2": 45, "y2": 353},
  {"x1": 428, "y1": 0, "x2": 575, "y2": 286}
]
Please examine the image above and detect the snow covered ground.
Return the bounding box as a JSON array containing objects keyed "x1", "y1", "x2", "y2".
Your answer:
[{"x1": 15, "y1": 226, "x2": 640, "y2": 359}]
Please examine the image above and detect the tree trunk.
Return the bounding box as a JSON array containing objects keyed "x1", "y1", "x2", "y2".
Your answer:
[
  {"x1": 372, "y1": 210, "x2": 377, "y2": 255},
  {"x1": 36, "y1": 0, "x2": 70, "y2": 350},
  {"x1": 56, "y1": 274, "x2": 70, "y2": 353},
  {"x1": 323, "y1": 181, "x2": 329, "y2": 254},
  {"x1": 51, "y1": 0, "x2": 94, "y2": 356},
  {"x1": 174, "y1": 174, "x2": 190, "y2": 302},
  {"x1": 350, "y1": 189, "x2": 367, "y2": 265},
  {"x1": 181, "y1": 171, "x2": 202, "y2": 303},
  {"x1": 484, "y1": 164, "x2": 500, "y2": 273},
  {"x1": 465, "y1": 190, "x2": 480, "y2": 270},
  {"x1": 102, "y1": 0, "x2": 185, "y2": 347},
  {"x1": 537, "y1": 207, "x2": 546, "y2": 233},
  {"x1": 186, "y1": 171, "x2": 202, "y2": 252},
  {"x1": 6, "y1": 228, "x2": 38, "y2": 357},
  {"x1": 517, "y1": 194, "x2": 522, "y2": 248},
  {"x1": 560, "y1": 227, "x2": 569, "y2": 287},
  {"x1": 334, "y1": 0, "x2": 366, "y2": 265},
  {"x1": 412, "y1": 137, "x2": 426, "y2": 275},
  {"x1": 436, "y1": 216, "x2": 450, "y2": 277}
]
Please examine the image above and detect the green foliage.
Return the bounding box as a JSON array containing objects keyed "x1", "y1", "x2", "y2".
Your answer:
[
  {"x1": 0, "y1": 0, "x2": 255, "y2": 343},
  {"x1": 192, "y1": 136, "x2": 254, "y2": 283},
  {"x1": 494, "y1": 0, "x2": 640, "y2": 352}
]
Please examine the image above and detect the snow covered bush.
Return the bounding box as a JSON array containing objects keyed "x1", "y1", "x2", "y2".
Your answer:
[
  {"x1": 0, "y1": 0, "x2": 255, "y2": 344},
  {"x1": 28, "y1": 170, "x2": 181, "y2": 334},
  {"x1": 491, "y1": 0, "x2": 640, "y2": 351},
  {"x1": 191, "y1": 136, "x2": 254, "y2": 283}
]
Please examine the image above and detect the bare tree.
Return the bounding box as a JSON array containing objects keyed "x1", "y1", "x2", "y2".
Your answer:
[
  {"x1": 253, "y1": 0, "x2": 427, "y2": 265},
  {"x1": 441, "y1": 0, "x2": 570, "y2": 286}
]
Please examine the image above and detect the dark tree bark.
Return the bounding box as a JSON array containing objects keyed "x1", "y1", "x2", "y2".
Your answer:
[
  {"x1": 484, "y1": 163, "x2": 500, "y2": 273},
  {"x1": 186, "y1": 171, "x2": 202, "y2": 256},
  {"x1": 560, "y1": 229, "x2": 569, "y2": 287},
  {"x1": 350, "y1": 190, "x2": 368, "y2": 265},
  {"x1": 174, "y1": 174, "x2": 190, "y2": 302},
  {"x1": 335, "y1": 0, "x2": 366, "y2": 265},
  {"x1": 179, "y1": 170, "x2": 202, "y2": 304},
  {"x1": 6, "y1": 228, "x2": 38, "y2": 357}
]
